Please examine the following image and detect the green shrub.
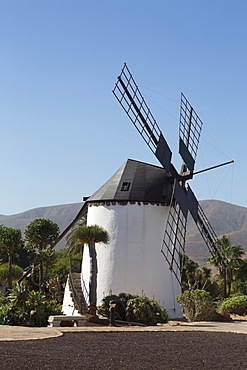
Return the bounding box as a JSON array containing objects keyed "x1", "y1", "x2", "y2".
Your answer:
[
  {"x1": 0, "y1": 288, "x2": 62, "y2": 326},
  {"x1": 25, "y1": 290, "x2": 62, "y2": 326},
  {"x1": 177, "y1": 289, "x2": 218, "y2": 322},
  {"x1": 125, "y1": 296, "x2": 169, "y2": 325},
  {"x1": 98, "y1": 293, "x2": 169, "y2": 325},
  {"x1": 235, "y1": 282, "x2": 247, "y2": 295},
  {"x1": 218, "y1": 295, "x2": 247, "y2": 315},
  {"x1": 98, "y1": 292, "x2": 137, "y2": 320}
]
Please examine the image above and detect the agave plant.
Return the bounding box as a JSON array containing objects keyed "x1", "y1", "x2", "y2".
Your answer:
[{"x1": 7, "y1": 284, "x2": 28, "y2": 305}]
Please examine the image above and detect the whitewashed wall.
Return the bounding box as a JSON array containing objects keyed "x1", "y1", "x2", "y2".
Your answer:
[
  {"x1": 62, "y1": 278, "x2": 80, "y2": 316},
  {"x1": 81, "y1": 202, "x2": 182, "y2": 318}
]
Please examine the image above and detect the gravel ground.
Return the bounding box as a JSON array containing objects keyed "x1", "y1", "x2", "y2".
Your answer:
[{"x1": 1, "y1": 331, "x2": 247, "y2": 369}]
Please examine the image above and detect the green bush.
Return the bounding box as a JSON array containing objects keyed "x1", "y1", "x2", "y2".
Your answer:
[
  {"x1": 98, "y1": 292, "x2": 137, "y2": 320},
  {"x1": 234, "y1": 282, "x2": 247, "y2": 295},
  {"x1": 218, "y1": 295, "x2": 247, "y2": 315},
  {"x1": 0, "y1": 287, "x2": 62, "y2": 326},
  {"x1": 125, "y1": 296, "x2": 169, "y2": 325},
  {"x1": 177, "y1": 289, "x2": 218, "y2": 322},
  {"x1": 98, "y1": 293, "x2": 169, "y2": 325}
]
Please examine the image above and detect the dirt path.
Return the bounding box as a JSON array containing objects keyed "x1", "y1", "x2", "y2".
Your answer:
[{"x1": 1, "y1": 331, "x2": 246, "y2": 369}]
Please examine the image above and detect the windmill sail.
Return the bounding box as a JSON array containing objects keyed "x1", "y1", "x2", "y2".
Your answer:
[
  {"x1": 179, "y1": 93, "x2": 203, "y2": 174},
  {"x1": 161, "y1": 180, "x2": 188, "y2": 282},
  {"x1": 187, "y1": 184, "x2": 224, "y2": 263},
  {"x1": 163, "y1": 182, "x2": 226, "y2": 281},
  {"x1": 113, "y1": 63, "x2": 172, "y2": 172}
]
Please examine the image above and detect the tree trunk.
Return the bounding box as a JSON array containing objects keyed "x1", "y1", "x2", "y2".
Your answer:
[
  {"x1": 202, "y1": 279, "x2": 207, "y2": 290},
  {"x1": 227, "y1": 267, "x2": 232, "y2": 297},
  {"x1": 223, "y1": 267, "x2": 227, "y2": 298},
  {"x1": 7, "y1": 252, "x2": 12, "y2": 290},
  {"x1": 39, "y1": 260, "x2": 44, "y2": 293},
  {"x1": 88, "y1": 242, "x2": 98, "y2": 305},
  {"x1": 227, "y1": 281, "x2": 231, "y2": 298}
]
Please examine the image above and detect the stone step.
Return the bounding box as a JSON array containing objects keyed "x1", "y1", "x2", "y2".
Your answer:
[
  {"x1": 73, "y1": 282, "x2": 82, "y2": 286},
  {"x1": 71, "y1": 273, "x2": 81, "y2": 278},
  {"x1": 69, "y1": 282, "x2": 84, "y2": 291},
  {"x1": 70, "y1": 292, "x2": 84, "y2": 299}
]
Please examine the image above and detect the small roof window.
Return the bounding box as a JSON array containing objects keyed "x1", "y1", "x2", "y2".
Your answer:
[{"x1": 121, "y1": 182, "x2": 131, "y2": 191}]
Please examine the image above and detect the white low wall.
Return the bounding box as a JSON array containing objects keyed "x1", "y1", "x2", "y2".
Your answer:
[{"x1": 82, "y1": 202, "x2": 182, "y2": 319}]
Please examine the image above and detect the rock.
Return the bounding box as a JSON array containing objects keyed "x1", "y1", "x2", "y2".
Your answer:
[
  {"x1": 217, "y1": 310, "x2": 232, "y2": 322},
  {"x1": 85, "y1": 314, "x2": 100, "y2": 323},
  {"x1": 168, "y1": 321, "x2": 180, "y2": 326}
]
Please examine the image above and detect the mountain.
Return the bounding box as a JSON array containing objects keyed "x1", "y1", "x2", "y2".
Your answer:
[
  {"x1": 0, "y1": 203, "x2": 83, "y2": 250},
  {"x1": 0, "y1": 200, "x2": 247, "y2": 262},
  {"x1": 186, "y1": 200, "x2": 247, "y2": 265}
]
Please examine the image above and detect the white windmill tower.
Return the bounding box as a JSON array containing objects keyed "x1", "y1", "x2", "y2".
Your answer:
[{"x1": 62, "y1": 64, "x2": 229, "y2": 319}]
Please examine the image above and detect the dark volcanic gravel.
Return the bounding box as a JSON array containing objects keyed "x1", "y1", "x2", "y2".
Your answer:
[{"x1": 1, "y1": 331, "x2": 247, "y2": 369}]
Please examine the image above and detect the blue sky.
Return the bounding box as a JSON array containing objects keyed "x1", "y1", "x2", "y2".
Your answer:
[{"x1": 0, "y1": 0, "x2": 246, "y2": 215}]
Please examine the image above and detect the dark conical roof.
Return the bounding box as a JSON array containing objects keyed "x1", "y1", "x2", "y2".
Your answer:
[
  {"x1": 88, "y1": 159, "x2": 171, "y2": 204},
  {"x1": 57, "y1": 159, "x2": 171, "y2": 243}
]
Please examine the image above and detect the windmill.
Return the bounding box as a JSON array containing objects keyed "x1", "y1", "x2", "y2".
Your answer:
[
  {"x1": 62, "y1": 63, "x2": 232, "y2": 318},
  {"x1": 112, "y1": 63, "x2": 230, "y2": 284}
]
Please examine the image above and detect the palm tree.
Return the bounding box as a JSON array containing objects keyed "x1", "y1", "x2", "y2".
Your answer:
[
  {"x1": 207, "y1": 235, "x2": 245, "y2": 297},
  {"x1": 201, "y1": 267, "x2": 212, "y2": 290},
  {"x1": 67, "y1": 222, "x2": 109, "y2": 305},
  {"x1": 180, "y1": 254, "x2": 199, "y2": 291},
  {"x1": 66, "y1": 219, "x2": 87, "y2": 258}
]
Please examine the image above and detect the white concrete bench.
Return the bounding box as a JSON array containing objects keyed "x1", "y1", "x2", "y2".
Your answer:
[{"x1": 48, "y1": 315, "x2": 86, "y2": 327}]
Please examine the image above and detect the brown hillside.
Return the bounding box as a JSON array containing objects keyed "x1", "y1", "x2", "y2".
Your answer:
[{"x1": 186, "y1": 200, "x2": 247, "y2": 265}]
